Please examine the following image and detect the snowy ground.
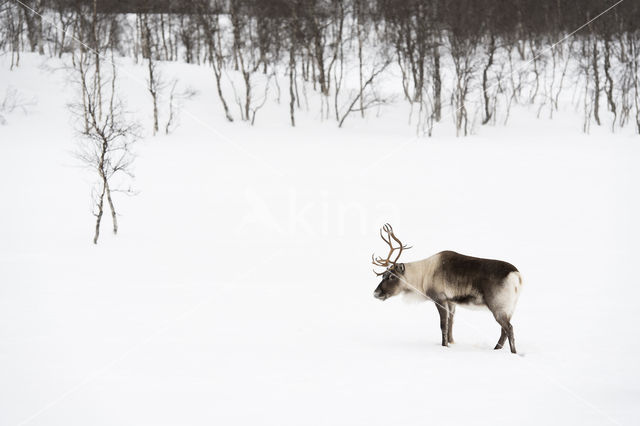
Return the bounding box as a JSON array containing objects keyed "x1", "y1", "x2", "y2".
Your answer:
[{"x1": 1, "y1": 54, "x2": 640, "y2": 426}]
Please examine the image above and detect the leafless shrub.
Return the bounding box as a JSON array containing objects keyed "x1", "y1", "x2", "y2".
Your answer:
[
  {"x1": 165, "y1": 79, "x2": 197, "y2": 135},
  {"x1": 0, "y1": 86, "x2": 35, "y2": 125},
  {"x1": 417, "y1": 85, "x2": 436, "y2": 137},
  {"x1": 337, "y1": 57, "x2": 392, "y2": 128},
  {"x1": 250, "y1": 72, "x2": 273, "y2": 125}
]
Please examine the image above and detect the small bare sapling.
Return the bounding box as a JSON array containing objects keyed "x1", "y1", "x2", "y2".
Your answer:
[
  {"x1": 165, "y1": 78, "x2": 197, "y2": 135},
  {"x1": 70, "y1": 51, "x2": 139, "y2": 244}
]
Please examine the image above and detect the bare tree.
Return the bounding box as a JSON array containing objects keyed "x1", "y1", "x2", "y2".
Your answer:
[
  {"x1": 337, "y1": 56, "x2": 391, "y2": 128},
  {"x1": 449, "y1": 35, "x2": 477, "y2": 137},
  {"x1": 19, "y1": 0, "x2": 44, "y2": 54},
  {"x1": 140, "y1": 13, "x2": 161, "y2": 135},
  {"x1": 629, "y1": 33, "x2": 640, "y2": 134},
  {"x1": 196, "y1": 0, "x2": 234, "y2": 122},
  {"x1": 71, "y1": 46, "x2": 138, "y2": 244},
  {"x1": 603, "y1": 35, "x2": 617, "y2": 130},
  {"x1": 287, "y1": 3, "x2": 300, "y2": 127},
  {"x1": 165, "y1": 79, "x2": 197, "y2": 135},
  {"x1": 481, "y1": 34, "x2": 497, "y2": 125},
  {"x1": 2, "y1": 1, "x2": 24, "y2": 69}
]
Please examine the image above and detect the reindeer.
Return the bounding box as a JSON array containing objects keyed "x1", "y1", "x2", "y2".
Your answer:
[{"x1": 372, "y1": 224, "x2": 523, "y2": 353}]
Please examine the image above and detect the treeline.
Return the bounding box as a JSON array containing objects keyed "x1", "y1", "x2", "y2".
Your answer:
[{"x1": 3, "y1": 0, "x2": 640, "y2": 134}]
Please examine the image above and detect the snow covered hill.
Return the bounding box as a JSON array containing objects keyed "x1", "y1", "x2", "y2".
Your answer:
[{"x1": 1, "y1": 53, "x2": 639, "y2": 426}]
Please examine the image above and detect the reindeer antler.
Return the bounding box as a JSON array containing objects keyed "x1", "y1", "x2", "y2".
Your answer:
[{"x1": 372, "y1": 223, "x2": 411, "y2": 274}]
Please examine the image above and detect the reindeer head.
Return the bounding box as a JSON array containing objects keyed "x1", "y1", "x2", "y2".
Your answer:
[{"x1": 372, "y1": 224, "x2": 411, "y2": 301}]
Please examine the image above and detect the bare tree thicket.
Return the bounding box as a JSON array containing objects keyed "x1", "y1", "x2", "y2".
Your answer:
[{"x1": 3, "y1": 0, "x2": 640, "y2": 135}]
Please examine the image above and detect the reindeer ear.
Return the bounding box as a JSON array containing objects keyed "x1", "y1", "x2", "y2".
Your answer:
[{"x1": 396, "y1": 263, "x2": 405, "y2": 274}]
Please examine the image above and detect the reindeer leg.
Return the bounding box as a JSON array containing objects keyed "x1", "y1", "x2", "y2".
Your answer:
[
  {"x1": 494, "y1": 329, "x2": 507, "y2": 350},
  {"x1": 435, "y1": 302, "x2": 449, "y2": 347},
  {"x1": 447, "y1": 302, "x2": 455, "y2": 344},
  {"x1": 494, "y1": 315, "x2": 516, "y2": 354}
]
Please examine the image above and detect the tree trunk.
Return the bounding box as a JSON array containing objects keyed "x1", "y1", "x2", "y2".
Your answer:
[
  {"x1": 482, "y1": 35, "x2": 496, "y2": 125},
  {"x1": 592, "y1": 37, "x2": 601, "y2": 126}
]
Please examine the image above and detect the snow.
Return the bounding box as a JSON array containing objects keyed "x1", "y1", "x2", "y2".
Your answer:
[{"x1": 1, "y1": 53, "x2": 639, "y2": 426}]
